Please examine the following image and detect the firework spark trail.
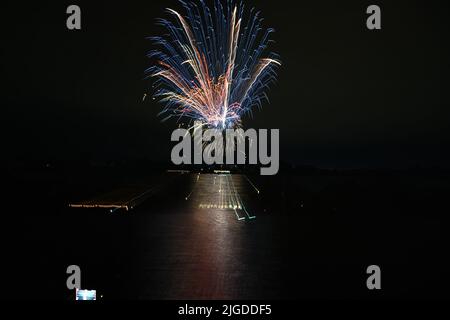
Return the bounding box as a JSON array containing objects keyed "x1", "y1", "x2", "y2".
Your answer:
[{"x1": 147, "y1": 0, "x2": 281, "y2": 129}]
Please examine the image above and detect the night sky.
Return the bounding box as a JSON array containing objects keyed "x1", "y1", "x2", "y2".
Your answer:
[{"x1": 3, "y1": 0, "x2": 450, "y2": 169}]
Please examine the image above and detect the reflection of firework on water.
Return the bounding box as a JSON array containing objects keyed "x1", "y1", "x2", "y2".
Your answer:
[{"x1": 147, "y1": 0, "x2": 281, "y2": 130}]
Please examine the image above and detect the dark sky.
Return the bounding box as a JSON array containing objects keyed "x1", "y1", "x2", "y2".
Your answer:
[{"x1": 3, "y1": 0, "x2": 450, "y2": 168}]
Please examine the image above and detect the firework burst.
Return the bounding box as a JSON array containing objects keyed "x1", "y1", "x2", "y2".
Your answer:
[{"x1": 147, "y1": 0, "x2": 281, "y2": 130}]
